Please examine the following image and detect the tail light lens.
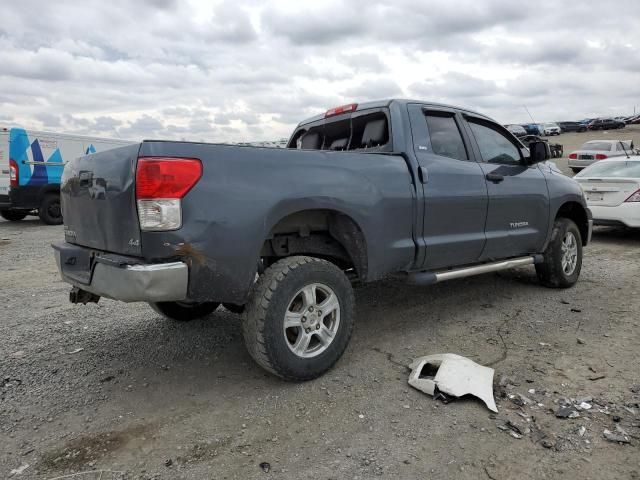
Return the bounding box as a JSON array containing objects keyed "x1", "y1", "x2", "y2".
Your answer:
[
  {"x1": 135, "y1": 157, "x2": 202, "y2": 231},
  {"x1": 325, "y1": 103, "x2": 358, "y2": 118},
  {"x1": 9, "y1": 159, "x2": 18, "y2": 187},
  {"x1": 595, "y1": 154, "x2": 608, "y2": 160},
  {"x1": 625, "y1": 189, "x2": 640, "y2": 202},
  {"x1": 569, "y1": 153, "x2": 577, "y2": 159}
]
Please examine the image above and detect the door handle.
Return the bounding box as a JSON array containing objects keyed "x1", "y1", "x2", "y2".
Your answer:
[
  {"x1": 485, "y1": 172, "x2": 504, "y2": 183},
  {"x1": 418, "y1": 166, "x2": 428, "y2": 184}
]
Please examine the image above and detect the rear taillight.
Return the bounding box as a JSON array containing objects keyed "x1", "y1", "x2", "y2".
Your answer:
[
  {"x1": 9, "y1": 159, "x2": 18, "y2": 187},
  {"x1": 135, "y1": 157, "x2": 202, "y2": 231},
  {"x1": 595, "y1": 154, "x2": 608, "y2": 160},
  {"x1": 625, "y1": 189, "x2": 640, "y2": 202},
  {"x1": 569, "y1": 153, "x2": 577, "y2": 159}
]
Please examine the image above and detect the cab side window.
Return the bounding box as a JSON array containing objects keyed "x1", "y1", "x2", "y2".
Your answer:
[
  {"x1": 468, "y1": 121, "x2": 521, "y2": 165},
  {"x1": 424, "y1": 112, "x2": 468, "y2": 161}
]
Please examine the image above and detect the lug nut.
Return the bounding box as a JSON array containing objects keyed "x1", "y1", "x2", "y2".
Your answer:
[
  {"x1": 315, "y1": 324, "x2": 320, "y2": 330},
  {"x1": 309, "y1": 306, "x2": 314, "y2": 312},
  {"x1": 305, "y1": 328, "x2": 310, "y2": 333},
  {"x1": 317, "y1": 310, "x2": 322, "y2": 316},
  {"x1": 302, "y1": 316, "x2": 307, "y2": 323}
]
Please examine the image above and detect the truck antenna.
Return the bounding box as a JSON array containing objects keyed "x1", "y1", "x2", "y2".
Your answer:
[{"x1": 523, "y1": 105, "x2": 536, "y2": 124}]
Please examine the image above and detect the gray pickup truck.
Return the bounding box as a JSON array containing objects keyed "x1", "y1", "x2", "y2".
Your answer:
[{"x1": 53, "y1": 99, "x2": 592, "y2": 380}]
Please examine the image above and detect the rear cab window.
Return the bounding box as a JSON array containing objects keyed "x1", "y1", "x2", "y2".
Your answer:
[
  {"x1": 288, "y1": 108, "x2": 391, "y2": 152},
  {"x1": 423, "y1": 111, "x2": 468, "y2": 161}
]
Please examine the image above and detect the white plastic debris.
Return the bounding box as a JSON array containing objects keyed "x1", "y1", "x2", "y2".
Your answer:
[
  {"x1": 408, "y1": 353, "x2": 498, "y2": 412},
  {"x1": 9, "y1": 464, "x2": 29, "y2": 475}
]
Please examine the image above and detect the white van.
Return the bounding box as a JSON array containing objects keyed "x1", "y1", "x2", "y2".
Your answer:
[{"x1": 0, "y1": 127, "x2": 133, "y2": 224}]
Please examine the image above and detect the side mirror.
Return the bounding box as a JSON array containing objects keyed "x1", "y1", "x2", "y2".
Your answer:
[{"x1": 526, "y1": 141, "x2": 550, "y2": 164}]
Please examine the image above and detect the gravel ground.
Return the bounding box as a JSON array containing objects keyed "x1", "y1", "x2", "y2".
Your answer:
[{"x1": 1, "y1": 201, "x2": 640, "y2": 479}]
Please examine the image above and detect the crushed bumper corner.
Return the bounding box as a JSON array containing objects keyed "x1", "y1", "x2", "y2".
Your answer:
[{"x1": 53, "y1": 243, "x2": 188, "y2": 303}]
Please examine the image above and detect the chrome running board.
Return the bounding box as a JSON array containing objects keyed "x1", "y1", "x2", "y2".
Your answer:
[{"x1": 407, "y1": 256, "x2": 540, "y2": 286}]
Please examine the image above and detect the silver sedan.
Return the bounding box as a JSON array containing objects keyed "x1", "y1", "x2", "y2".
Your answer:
[{"x1": 568, "y1": 140, "x2": 634, "y2": 172}]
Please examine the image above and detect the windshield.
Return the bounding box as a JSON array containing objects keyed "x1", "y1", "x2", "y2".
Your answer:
[
  {"x1": 576, "y1": 161, "x2": 640, "y2": 178},
  {"x1": 580, "y1": 141, "x2": 612, "y2": 151}
]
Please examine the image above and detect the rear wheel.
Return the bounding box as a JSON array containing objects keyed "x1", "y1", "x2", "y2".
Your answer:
[
  {"x1": 39, "y1": 194, "x2": 62, "y2": 225},
  {"x1": 149, "y1": 301, "x2": 220, "y2": 321},
  {"x1": 536, "y1": 218, "x2": 582, "y2": 288},
  {"x1": 0, "y1": 210, "x2": 28, "y2": 221},
  {"x1": 242, "y1": 256, "x2": 355, "y2": 381}
]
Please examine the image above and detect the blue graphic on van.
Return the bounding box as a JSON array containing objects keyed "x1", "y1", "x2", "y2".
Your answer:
[
  {"x1": 10, "y1": 128, "x2": 65, "y2": 186},
  {"x1": 85, "y1": 144, "x2": 96, "y2": 154}
]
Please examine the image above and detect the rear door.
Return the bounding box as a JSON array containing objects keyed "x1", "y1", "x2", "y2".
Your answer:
[
  {"x1": 462, "y1": 116, "x2": 550, "y2": 260},
  {"x1": 408, "y1": 104, "x2": 488, "y2": 270}
]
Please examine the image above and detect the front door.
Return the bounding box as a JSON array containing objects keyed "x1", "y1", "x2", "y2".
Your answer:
[
  {"x1": 408, "y1": 105, "x2": 488, "y2": 270},
  {"x1": 461, "y1": 116, "x2": 549, "y2": 260}
]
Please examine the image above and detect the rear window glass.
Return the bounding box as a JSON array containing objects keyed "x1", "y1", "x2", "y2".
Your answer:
[
  {"x1": 576, "y1": 161, "x2": 640, "y2": 178},
  {"x1": 581, "y1": 142, "x2": 612, "y2": 151},
  {"x1": 289, "y1": 111, "x2": 390, "y2": 151}
]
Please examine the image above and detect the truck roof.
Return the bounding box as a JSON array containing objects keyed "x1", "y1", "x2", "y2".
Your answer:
[{"x1": 296, "y1": 98, "x2": 494, "y2": 127}]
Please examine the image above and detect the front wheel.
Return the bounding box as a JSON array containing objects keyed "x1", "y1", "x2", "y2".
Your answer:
[
  {"x1": 242, "y1": 256, "x2": 355, "y2": 381},
  {"x1": 149, "y1": 301, "x2": 220, "y2": 321},
  {"x1": 0, "y1": 210, "x2": 28, "y2": 221},
  {"x1": 536, "y1": 218, "x2": 582, "y2": 288}
]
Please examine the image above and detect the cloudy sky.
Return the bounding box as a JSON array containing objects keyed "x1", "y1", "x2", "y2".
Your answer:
[{"x1": 1, "y1": 0, "x2": 639, "y2": 142}]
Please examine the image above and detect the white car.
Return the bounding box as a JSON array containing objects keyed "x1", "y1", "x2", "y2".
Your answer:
[
  {"x1": 575, "y1": 157, "x2": 640, "y2": 228},
  {"x1": 568, "y1": 139, "x2": 634, "y2": 172},
  {"x1": 543, "y1": 122, "x2": 561, "y2": 136}
]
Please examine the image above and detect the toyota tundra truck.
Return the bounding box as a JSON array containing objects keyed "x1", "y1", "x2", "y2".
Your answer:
[{"x1": 52, "y1": 99, "x2": 593, "y2": 381}]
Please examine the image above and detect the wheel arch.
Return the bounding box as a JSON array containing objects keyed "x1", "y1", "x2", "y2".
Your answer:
[
  {"x1": 262, "y1": 208, "x2": 369, "y2": 281},
  {"x1": 554, "y1": 201, "x2": 589, "y2": 246}
]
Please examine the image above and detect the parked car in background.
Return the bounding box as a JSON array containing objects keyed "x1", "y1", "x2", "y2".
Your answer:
[
  {"x1": 575, "y1": 157, "x2": 640, "y2": 228},
  {"x1": 542, "y1": 122, "x2": 561, "y2": 136},
  {"x1": 557, "y1": 121, "x2": 587, "y2": 133},
  {"x1": 521, "y1": 124, "x2": 543, "y2": 135},
  {"x1": 624, "y1": 114, "x2": 640, "y2": 125},
  {"x1": 568, "y1": 140, "x2": 634, "y2": 172},
  {"x1": 587, "y1": 118, "x2": 625, "y2": 130},
  {"x1": 505, "y1": 124, "x2": 527, "y2": 137},
  {"x1": 520, "y1": 135, "x2": 563, "y2": 158}
]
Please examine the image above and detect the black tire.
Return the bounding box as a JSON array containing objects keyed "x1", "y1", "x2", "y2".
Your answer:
[
  {"x1": 0, "y1": 210, "x2": 28, "y2": 221},
  {"x1": 242, "y1": 256, "x2": 355, "y2": 381},
  {"x1": 222, "y1": 303, "x2": 245, "y2": 314},
  {"x1": 38, "y1": 194, "x2": 62, "y2": 225},
  {"x1": 536, "y1": 218, "x2": 582, "y2": 288},
  {"x1": 570, "y1": 168, "x2": 581, "y2": 174},
  {"x1": 149, "y1": 301, "x2": 220, "y2": 321}
]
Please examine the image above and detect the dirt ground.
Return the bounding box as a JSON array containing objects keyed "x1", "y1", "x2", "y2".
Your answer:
[{"x1": 2, "y1": 155, "x2": 640, "y2": 479}]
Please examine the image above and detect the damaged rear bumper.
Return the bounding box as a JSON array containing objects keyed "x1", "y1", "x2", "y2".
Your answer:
[{"x1": 52, "y1": 242, "x2": 188, "y2": 303}]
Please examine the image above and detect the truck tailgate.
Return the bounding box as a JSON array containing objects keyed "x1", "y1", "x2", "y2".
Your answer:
[{"x1": 60, "y1": 143, "x2": 142, "y2": 256}]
